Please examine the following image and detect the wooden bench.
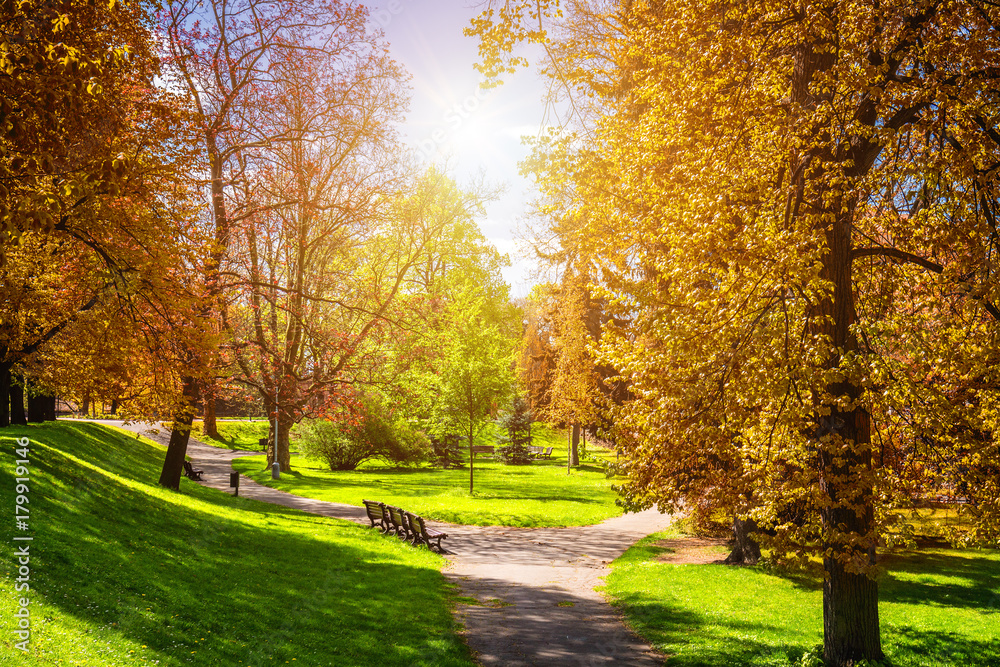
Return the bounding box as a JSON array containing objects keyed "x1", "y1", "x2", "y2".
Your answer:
[
  {"x1": 183, "y1": 460, "x2": 204, "y2": 480},
  {"x1": 539, "y1": 446, "x2": 554, "y2": 459},
  {"x1": 406, "y1": 512, "x2": 449, "y2": 552},
  {"x1": 385, "y1": 505, "x2": 413, "y2": 541},
  {"x1": 362, "y1": 499, "x2": 389, "y2": 533},
  {"x1": 471, "y1": 445, "x2": 495, "y2": 458}
]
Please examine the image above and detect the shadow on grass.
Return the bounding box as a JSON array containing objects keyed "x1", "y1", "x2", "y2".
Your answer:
[
  {"x1": 609, "y1": 590, "x2": 812, "y2": 667},
  {"x1": 878, "y1": 549, "x2": 1000, "y2": 611},
  {"x1": 1, "y1": 422, "x2": 472, "y2": 666},
  {"x1": 887, "y1": 626, "x2": 1000, "y2": 666}
]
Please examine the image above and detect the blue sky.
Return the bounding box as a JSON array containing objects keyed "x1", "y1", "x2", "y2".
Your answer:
[{"x1": 365, "y1": 0, "x2": 550, "y2": 297}]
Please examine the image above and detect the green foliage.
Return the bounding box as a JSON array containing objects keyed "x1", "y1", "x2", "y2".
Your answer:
[
  {"x1": 0, "y1": 422, "x2": 473, "y2": 665},
  {"x1": 604, "y1": 531, "x2": 1000, "y2": 667},
  {"x1": 298, "y1": 396, "x2": 431, "y2": 471},
  {"x1": 496, "y1": 393, "x2": 534, "y2": 464}
]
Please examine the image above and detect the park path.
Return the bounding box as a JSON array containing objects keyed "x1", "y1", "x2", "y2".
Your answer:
[{"x1": 96, "y1": 420, "x2": 671, "y2": 666}]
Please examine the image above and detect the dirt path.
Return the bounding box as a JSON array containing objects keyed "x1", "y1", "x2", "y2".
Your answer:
[{"x1": 97, "y1": 420, "x2": 670, "y2": 666}]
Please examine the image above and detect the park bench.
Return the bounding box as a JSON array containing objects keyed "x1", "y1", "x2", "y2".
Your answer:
[
  {"x1": 362, "y1": 499, "x2": 390, "y2": 533},
  {"x1": 471, "y1": 445, "x2": 495, "y2": 458},
  {"x1": 539, "y1": 447, "x2": 554, "y2": 459},
  {"x1": 406, "y1": 512, "x2": 449, "y2": 552},
  {"x1": 183, "y1": 460, "x2": 204, "y2": 481},
  {"x1": 527, "y1": 445, "x2": 542, "y2": 457},
  {"x1": 386, "y1": 505, "x2": 413, "y2": 541}
]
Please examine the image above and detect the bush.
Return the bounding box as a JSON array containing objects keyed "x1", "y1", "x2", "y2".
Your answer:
[
  {"x1": 298, "y1": 397, "x2": 431, "y2": 471},
  {"x1": 496, "y1": 394, "x2": 534, "y2": 465}
]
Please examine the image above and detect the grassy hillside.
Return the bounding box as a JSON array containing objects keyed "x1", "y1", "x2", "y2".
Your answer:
[{"x1": 0, "y1": 422, "x2": 472, "y2": 666}]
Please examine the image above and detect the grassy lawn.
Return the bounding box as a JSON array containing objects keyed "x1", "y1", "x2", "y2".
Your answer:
[
  {"x1": 603, "y1": 528, "x2": 1000, "y2": 666},
  {"x1": 232, "y1": 424, "x2": 622, "y2": 527},
  {"x1": 191, "y1": 419, "x2": 275, "y2": 451},
  {"x1": 0, "y1": 422, "x2": 473, "y2": 666}
]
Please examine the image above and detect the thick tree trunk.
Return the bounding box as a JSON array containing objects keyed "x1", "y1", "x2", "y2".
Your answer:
[
  {"x1": 9, "y1": 378, "x2": 26, "y2": 425},
  {"x1": 203, "y1": 381, "x2": 219, "y2": 438},
  {"x1": 44, "y1": 394, "x2": 56, "y2": 421},
  {"x1": 725, "y1": 517, "x2": 761, "y2": 565},
  {"x1": 158, "y1": 377, "x2": 199, "y2": 490},
  {"x1": 0, "y1": 365, "x2": 9, "y2": 427},
  {"x1": 264, "y1": 409, "x2": 293, "y2": 472},
  {"x1": 816, "y1": 218, "x2": 883, "y2": 665},
  {"x1": 81, "y1": 396, "x2": 90, "y2": 418},
  {"x1": 27, "y1": 393, "x2": 47, "y2": 423}
]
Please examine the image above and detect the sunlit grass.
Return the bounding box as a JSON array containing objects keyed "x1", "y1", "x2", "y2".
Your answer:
[
  {"x1": 0, "y1": 422, "x2": 473, "y2": 666},
  {"x1": 232, "y1": 424, "x2": 622, "y2": 527},
  {"x1": 604, "y1": 529, "x2": 1000, "y2": 666}
]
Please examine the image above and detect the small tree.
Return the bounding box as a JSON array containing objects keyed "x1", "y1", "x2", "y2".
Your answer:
[
  {"x1": 434, "y1": 287, "x2": 516, "y2": 493},
  {"x1": 496, "y1": 394, "x2": 534, "y2": 464}
]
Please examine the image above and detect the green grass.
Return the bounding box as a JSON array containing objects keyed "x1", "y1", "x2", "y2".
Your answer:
[
  {"x1": 603, "y1": 529, "x2": 1000, "y2": 666},
  {"x1": 0, "y1": 422, "x2": 473, "y2": 666},
  {"x1": 232, "y1": 423, "x2": 622, "y2": 527},
  {"x1": 190, "y1": 419, "x2": 276, "y2": 451}
]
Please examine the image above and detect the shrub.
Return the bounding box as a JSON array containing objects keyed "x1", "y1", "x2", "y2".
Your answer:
[{"x1": 298, "y1": 396, "x2": 430, "y2": 471}]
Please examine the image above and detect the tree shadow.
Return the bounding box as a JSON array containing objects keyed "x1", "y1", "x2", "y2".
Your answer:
[{"x1": 1, "y1": 422, "x2": 473, "y2": 666}]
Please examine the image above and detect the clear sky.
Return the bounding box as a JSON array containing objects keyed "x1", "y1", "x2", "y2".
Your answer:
[{"x1": 364, "y1": 0, "x2": 549, "y2": 298}]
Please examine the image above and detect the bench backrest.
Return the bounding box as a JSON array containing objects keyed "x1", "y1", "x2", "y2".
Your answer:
[
  {"x1": 544, "y1": 447, "x2": 553, "y2": 455},
  {"x1": 470, "y1": 445, "x2": 494, "y2": 454},
  {"x1": 406, "y1": 512, "x2": 426, "y2": 537},
  {"x1": 387, "y1": 505, "x2": 408, "y2": 532},
  {"x1": 362, "y1": 499, "x2": 385, "y2": 520}
]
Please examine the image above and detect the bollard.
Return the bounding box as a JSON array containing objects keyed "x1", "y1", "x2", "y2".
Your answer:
[
  {"x1": 271, "y1": 461, "x2": 280, "y2": 480},
  {"x1": 229, "y1": 471, "x2": 240, "y2": 496}
]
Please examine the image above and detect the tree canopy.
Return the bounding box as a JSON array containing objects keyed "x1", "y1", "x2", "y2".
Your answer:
[{"x1": 471, "y1": 1, "x2": 1000, "y2": 664}]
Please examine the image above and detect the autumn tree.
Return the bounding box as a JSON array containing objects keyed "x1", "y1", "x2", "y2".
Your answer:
[
  {"x1": 156, "y1": 0, "x2": 396, "y2": 484},
  {"x1": 1, "y1": 0, "x2": 201, "y2": 428},
  {"x1": 472, "y1": 1, "x2": 1000, "y2": 665},
  {"x1": 229, "y1": 32, "x2": 408, "y2": 472}
]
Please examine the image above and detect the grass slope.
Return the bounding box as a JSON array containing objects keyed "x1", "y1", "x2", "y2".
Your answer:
[
  {"x1": 0, "y1": 422, "x2": 473, "y2": 666},
  {"x1": 604, "y1": 529, "x2": 1000, "y2": 666}
]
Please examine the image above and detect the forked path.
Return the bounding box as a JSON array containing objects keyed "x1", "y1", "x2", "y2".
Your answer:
[{"x1": 99, "y1": 420, "x2": 671, "y2": 666}]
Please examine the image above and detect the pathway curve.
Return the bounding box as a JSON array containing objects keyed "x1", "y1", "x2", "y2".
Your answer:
[{"x1": 95, "y1": 420, "x2": 671, "y2": 666}]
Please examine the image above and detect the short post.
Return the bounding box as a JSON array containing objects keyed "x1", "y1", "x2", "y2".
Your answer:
[
  {"x1": 271, "y1": 461, "x2": 280, "y2": 480},
  {"x1": 258, "y1": 437, "x2": 268, "y2": 452},
  {"x1": 229, "y1": 471, "x2": 240, "y2": 496}
]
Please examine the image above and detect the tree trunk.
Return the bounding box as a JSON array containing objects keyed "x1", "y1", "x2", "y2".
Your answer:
[
  {"x1": 0, "y1": 365, "x2": 9, "y2": 427},
  {"x1": 265, "y1": 408, "x2": 293, "y2": 472},
  {"x1": 816, "y1": 217, "x2": 883, "y2": 665},
  {"x1": 158, "y1": 376, "x2": 199, "y2": 490},
  {"x1": 570, "y1": 423, "x2": 580, "y2": 466},
  {"x1": 725, "y1": 517, "x2": 761, "y2": 565},
  {"x1": 45, "y1": 394, "x2": 56, "y2": 421},
  {"x1": 468, "y1": 425, "x2": 475, "y2": 494},
  {"x1": 81, "y1": 396, "x2": 90, "y2": 418},
  {"x1": 9, "y1": 378, "x2": 26, "y2": 425},
  {"x1": 27, "y1": 392, "x2": 47, "y2": 423},
  {"x1": 789, "y1": 30, "x2": 883, "y2": 664},
  {"x1": 203, "y1": 380, "x2": 219, "y2": 438}
]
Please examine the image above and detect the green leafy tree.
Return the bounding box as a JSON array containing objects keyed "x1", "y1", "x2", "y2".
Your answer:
[{"x1": 434, "y1": 286, "x2": 516, "y2": 493}]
